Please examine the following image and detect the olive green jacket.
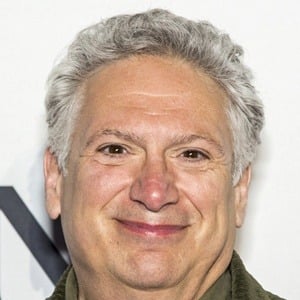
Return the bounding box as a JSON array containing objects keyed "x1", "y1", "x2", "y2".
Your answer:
[{"x1": 46, "y1": 251, "x2": 285, "y2": 300}]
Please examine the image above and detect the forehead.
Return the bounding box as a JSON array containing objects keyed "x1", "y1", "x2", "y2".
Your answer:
[
  {"x1": 84, "y1": 55, "x2": 229, "y2": 117},
  {"x1": 76, "y1": 55, "x2": 232, "y2": 149}
]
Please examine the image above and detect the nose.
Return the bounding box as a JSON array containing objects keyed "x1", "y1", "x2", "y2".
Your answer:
[{"x1": 129, "y1": 157, "x2": 179, "y2": 212}]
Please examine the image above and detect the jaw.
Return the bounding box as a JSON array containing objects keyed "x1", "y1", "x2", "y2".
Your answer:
[{"x1": 69, "y1": 218, "x2": 236, "y2": 300}]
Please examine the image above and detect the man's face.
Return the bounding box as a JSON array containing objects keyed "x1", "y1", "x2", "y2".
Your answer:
[{"x1": 45, "y1": 55, "x2": 249, "y2": 295}]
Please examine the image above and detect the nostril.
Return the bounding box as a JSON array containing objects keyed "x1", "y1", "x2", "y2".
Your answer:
[{"x1": 129, "y1": 177, "x2": 178, "y2": 212}]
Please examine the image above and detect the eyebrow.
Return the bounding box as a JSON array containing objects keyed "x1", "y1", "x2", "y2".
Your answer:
[
  {"x1": 170, "y1": 133, "x2": 225, "y2": 156},
  {"x1": 86, "y1": 129, "x2": 145, "y2": 147},
  {"x1": 85, "y1": 129, "x2": 225, "y2": 155}
]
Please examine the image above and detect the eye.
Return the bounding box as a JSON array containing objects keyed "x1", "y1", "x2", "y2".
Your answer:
[
  {"x1": 180, "y1": 149, "x2": 209, "y2": 161},
  {"x1": 97, "y1": 144, "x2": 127, "y2": 155}
]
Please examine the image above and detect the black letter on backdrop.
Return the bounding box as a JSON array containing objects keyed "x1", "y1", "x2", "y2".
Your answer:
[{"x1": 0, "y1": 186, "x2": 67, "y2": 284}]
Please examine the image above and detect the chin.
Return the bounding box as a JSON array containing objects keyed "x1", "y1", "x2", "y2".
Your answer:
[{"x1": 117, "y1": 251, "x2": 184, "y2": 290}]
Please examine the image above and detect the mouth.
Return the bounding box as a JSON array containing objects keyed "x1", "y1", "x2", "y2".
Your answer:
[{"x1": 116, "y1": 220, "x2": 188, "y2": 237}]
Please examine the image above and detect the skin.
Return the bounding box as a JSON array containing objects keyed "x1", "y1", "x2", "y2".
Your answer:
[{"x1": 44, "y1": 55, "x2": 251, "y2": 300}]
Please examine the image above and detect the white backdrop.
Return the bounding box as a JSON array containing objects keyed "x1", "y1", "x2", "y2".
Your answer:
[{"x1": 1, "y1": 1, "x2": 299, "y2": 299}]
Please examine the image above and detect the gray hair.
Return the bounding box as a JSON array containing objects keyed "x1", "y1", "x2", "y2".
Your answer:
[{"x1": 45, "y1": 8, "x2": 264, "y2": 184}]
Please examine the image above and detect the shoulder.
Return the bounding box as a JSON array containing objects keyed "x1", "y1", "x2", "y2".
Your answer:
[
  {"x1": 46, "y1": 266, "x2": 72, "y2": 300},
  {"x1": 230, "y1": 251, "x2": 286, "y2": 300}
]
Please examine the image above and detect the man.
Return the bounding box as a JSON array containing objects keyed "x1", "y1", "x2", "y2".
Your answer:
[{"x1": 44, "y1": 9, "x2": 284, "y2": 300}]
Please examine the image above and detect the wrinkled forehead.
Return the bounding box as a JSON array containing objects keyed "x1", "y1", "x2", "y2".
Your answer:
[
  {"x1": 71, "y1": 56, "x2": 232, "y2": 150},
  {"x1": 83, "y1": 55, "x2": 229, "y2": 113}
]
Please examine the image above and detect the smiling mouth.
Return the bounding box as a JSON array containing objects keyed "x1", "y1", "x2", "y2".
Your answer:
[{"x1": 117, "y1": 220, "x2": 188, "y2": 237}]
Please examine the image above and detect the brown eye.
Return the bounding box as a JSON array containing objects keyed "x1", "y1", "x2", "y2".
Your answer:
[
  {"x1": 98, "y1": 144, "x2": 127, "y2": 155},
  {"x1": 181, "y1": 150, "x2": 208, "y2": 160}
]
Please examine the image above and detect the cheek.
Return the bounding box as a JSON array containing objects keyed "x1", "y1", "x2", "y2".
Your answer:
[
  {"x1": 177, "y1": 170, "x2": 233, "y2": 217},
  {"x1": 60, "y1": 163, "x2": 134, "y2": 258},
  {"x1": 73, "y1": 162, "x2": 134, "y2": 208}
]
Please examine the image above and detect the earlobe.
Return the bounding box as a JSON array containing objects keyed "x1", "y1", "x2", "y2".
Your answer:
[
  {"x1": 44, "y1": 148, "x2": 62, "y2": 219},
  {"x1": 234, "y1": 166, "x2": 252, "y2": 228}
]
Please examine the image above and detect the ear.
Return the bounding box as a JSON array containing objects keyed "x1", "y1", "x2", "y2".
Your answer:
[
  {"x1": 234, "y1": 166, "x2": 252, "y2": 228},
  {"x1": 44, "y1": 148, "x2": 63, "y2": 219}
]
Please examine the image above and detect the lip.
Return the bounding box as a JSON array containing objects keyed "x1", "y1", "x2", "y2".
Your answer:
[{"x1": 117, "y1": 220, "x2": 188, "y2": 237}]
